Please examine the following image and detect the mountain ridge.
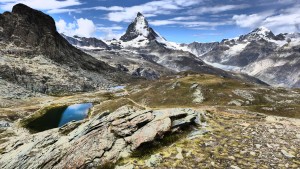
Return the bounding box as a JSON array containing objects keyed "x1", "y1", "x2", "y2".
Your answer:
[
  {"x1": 184, "y1": 27, "x2": 300, "y2": 88},
  {"x1": 0, "y1": 3, "x2": 130, "y2": 95},
  {"x1": 63, "y1": 12, "x2": 268, "y2": 86}
]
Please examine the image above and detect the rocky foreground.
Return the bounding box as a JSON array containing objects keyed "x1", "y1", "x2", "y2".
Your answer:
[
  {"x1": 116, "y1": 109, "x2": 300, "y2": 169},
  {"x1": 0, "y1": 106, "x2": 205, "y2": 168},
  {"x1": 1, "y1": 105, "x2": 300, "y2": 169}
]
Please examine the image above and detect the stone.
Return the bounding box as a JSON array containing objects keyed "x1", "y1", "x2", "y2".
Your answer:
[
  {"x1": 115, "y1": 163, "x2": 134, "y2": 169},
  {"x1": 145, "y1": 154, "x2": 163, "y2": 167},
  {"x1": 0, "y1": 120, "x2": 10, "y2": 127},
  {"x1": 231, "y1": 165, "x2": 241, "y2": 169},
  {"x1": 228, "y1": 99, "x2": 243, "y2": 106},
  {"x1": 186, "y1": 150, "x2": 193, "y2": 157},
  {"x1": 190, "y1": 83, "x2": 199, "y2": 89},
  {"x1": 268, "y1": 129, "x2": 275, "y2": 133},
  {"x1": 175, "y1": 147, "x2": 184, "y2": 159},
  {"x1": 233, "y1": 89, "x2": 255, "y2": 101},
  {"x1": 255, "y1": 144, "x2": 262, "y2": 149},
  {"x1": 193, "y1": 88, "x2": 205, "y2": 103},
  {"x1": 250, "y1": 151, "x2": 256, "y2": 156},
  {"x1": 228, "y1": 156, "x2": 236, "y2": 160},
  {"x1": 281, "y1": 150, "x2": 295, "y2": 158}
]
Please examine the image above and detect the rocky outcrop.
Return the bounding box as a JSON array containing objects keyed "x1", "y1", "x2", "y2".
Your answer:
[
  {"x1": 132, "y1": 67, "x2": 160, "y2": 80},
  {"x1": 0, "y1": 106, "x2": 205, "y2": 168},
  {"x1": 0, "y1": 4, "x2": 130, "y2": 95}
]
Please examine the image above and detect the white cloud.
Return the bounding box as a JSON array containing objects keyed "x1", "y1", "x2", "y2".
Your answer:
[
  {"x1": 0, "y1": 0, "x2": 81, "y2": 11},
  {"x1": 75, "y1": 18, "x2": 96, "y2": 37},
  {"x1": 232, "y1": 11, "x2": 273, "y2": 28},
  {"x1": 96, "y1": 26, "x2": 124, "y2": 40},
  {"x1": 56, "y1": 18, "x2": 96, "y2": 37},
  {"x1": 56, "y1": 19, "x2": 76, "y2": 35},
  {"x1": 48, "y1": 5, "x2": 124, "y2": 14},
  {"x1": 189, "y1": 4, "x2": 250, "y2": 15},
  {"x1": 171, "y1": 16, "x2": 197, "y2": 21},
  {"x1": 106, "y1": 0, "x2": 204, "y2": 22},
  {"x1": 233, "y1": 5, "x2": 300, "y2": 33},
  {"x1": 56, "y1": 19, "x2": 124, "y2": 39},
  {"x1": 150, "y1": 19, "x2": 232, "y2": 30}
]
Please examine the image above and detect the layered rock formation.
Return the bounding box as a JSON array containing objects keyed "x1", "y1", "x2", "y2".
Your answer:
[{"x1": 0, "y1": 106, "x2": 205, "y2": 168}]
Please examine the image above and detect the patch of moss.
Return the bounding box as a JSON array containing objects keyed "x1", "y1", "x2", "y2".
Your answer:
[{"x1": 97, "y1": 162, "x2": 116, "y2": 169}]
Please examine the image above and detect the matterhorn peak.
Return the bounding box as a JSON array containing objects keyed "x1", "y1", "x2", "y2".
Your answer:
[
  {"x1": 137, "y1": 12, "x2": 144, "y2": 17},
  {"x1": 120, "y1": 12, "x2": 160, "y2": 42}
]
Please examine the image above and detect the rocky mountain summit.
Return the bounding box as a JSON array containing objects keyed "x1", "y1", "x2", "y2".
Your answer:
[
  {"x1": 120, "y1": 12, "x2": 160, "y2": 42},
  {"x1": 0, "y1": 4, "x2": 127, "y2": 96},
  {"x1": 186, "y1": 27, "x2": 300, "y2": 88}
]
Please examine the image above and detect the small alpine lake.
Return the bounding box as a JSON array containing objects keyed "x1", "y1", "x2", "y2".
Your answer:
[{"x1": 23, "y1": 103, "x2": 93, "y2": 133}]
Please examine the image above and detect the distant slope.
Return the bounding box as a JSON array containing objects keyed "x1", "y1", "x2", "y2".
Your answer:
[
  {"x1": 186, "y1": 27, "x2": 300, "y2": 88},
  {"x1": 61, "y1": 34, "x2": 110, "y2": 50}
]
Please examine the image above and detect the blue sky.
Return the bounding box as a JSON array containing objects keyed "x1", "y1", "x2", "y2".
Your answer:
[{"x1": 0, "y1": 0, "x2": 299, "y2": 43}]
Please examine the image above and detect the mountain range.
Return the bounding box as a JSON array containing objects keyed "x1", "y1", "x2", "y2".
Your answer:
[
  {"x1": 185, "y1": 27, "x2": 300, "y2": 88},
  {"x1": 63, "y1": 12, "x2": 266, "y2": 85},
  {"x1": 63, "y1": 14, "x2": 300, "y2": 88}
]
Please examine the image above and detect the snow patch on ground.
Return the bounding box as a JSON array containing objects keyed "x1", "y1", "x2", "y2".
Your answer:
[
  {"x1": 120, "y1": 36, "x2": 150, "y2": 48},
  {"x1": 75, "y1": 45, "x2": 106, "y2": 50},
  {"x1": 269, "y1": 39, "x2": 287, "y2": 47},
  {"x1": 224, "y1": 43, "x2": 249, "y2": 56},
  {"x1": 242, "y1": 59, "x2": 274, "y2": 76}
]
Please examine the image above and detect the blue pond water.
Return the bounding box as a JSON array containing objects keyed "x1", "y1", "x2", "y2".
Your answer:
[
  {"x1": 58, "y1": 103, "x2": 93, "y2": 127},
  {"x1": 25, "y1": 103, "x2": 93, "y2": 133}
]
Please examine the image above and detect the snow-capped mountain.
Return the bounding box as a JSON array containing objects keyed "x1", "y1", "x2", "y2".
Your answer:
[
  {"x1": 61, "y1": 34, "x2": 109, "y2": 50},
  {"x1": 186, "y1": 27, "x2": 300, "y2": 88},
  {"x1": 62, "y1": 13, "x2": 266, "y2": 85},
  {"x1": 120, "y1": 12, "x2": 160, "y2": 42}
]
